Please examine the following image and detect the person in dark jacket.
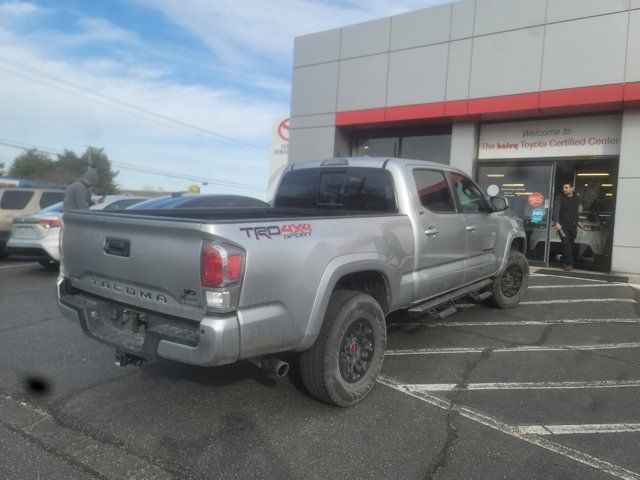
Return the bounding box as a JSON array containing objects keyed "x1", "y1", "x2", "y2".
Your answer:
[
  {"x1": 63, "y1": 169, "x2": 98, "y2": 211},
  {"x1": 552, "y1": 183, "x2": 583, "y2": 271}
]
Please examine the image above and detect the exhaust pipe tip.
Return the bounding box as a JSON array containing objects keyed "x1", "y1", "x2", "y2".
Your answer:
[{"x1": 250, "y1": 357, "x2": 289, "y2": 378}]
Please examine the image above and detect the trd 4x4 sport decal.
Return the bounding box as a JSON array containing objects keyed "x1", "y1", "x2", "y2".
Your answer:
[{"x1": 240, "y1": 223, "x2": 312, "y2": 240}]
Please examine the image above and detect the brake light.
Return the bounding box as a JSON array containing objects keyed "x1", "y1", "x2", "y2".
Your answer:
[
  {"x1": 37, "y1": 218, "x2": 62, "y2": 228},
  {"x1": 201, "y1": 243, "x2": 245, "y2": 312},
  {"x1": 201, "y1": 244, "x2": 244, "y2": 287}
]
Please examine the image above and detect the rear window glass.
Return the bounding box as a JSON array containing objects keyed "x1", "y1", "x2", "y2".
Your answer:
[
  {"x1": 40, "y1": 202, "x2": 64, "y2": 214},
  {"x1": 1, "y1": 190, "x2": 34, "y2": 210},
  {"x1": 274, "y1": 168, "x2": 397, "y2": 212},
  {"x1": 40, "y1": 191, "x2": 65, "y2": 208},
  {"x1": 103, "y1": 199, "x2": 146, "y2": 210}
]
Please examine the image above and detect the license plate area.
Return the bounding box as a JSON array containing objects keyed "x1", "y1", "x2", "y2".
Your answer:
[
  {"x1": 13, "y1": 227, "x2": 39, "y2": 238},
  {"x1": 113, "y1": 307, "x2": 148, "y2": 335}
]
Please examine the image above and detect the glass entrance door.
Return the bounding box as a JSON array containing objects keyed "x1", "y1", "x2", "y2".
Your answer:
[{"x1": 477, "y1": 164, "x2": 554, "y2": 265}]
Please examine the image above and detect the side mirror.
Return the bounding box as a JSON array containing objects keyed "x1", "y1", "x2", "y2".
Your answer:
[{"x1": 490, "y1": 196, "x2": 509, "y2": 212}]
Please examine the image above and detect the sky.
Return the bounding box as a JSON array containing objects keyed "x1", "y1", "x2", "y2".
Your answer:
[{"x1": 0, "y1": 0, "x2": 448, "y2": 198}]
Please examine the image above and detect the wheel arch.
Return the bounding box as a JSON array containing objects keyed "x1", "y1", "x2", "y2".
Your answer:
[{"x1": 298, "y1": 254, "x2": 394, "y2": 351}]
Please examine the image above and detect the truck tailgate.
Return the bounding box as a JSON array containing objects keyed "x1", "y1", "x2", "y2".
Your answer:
[{"x1": 62, "y1": 211, "x2": 206, "y2": 321}]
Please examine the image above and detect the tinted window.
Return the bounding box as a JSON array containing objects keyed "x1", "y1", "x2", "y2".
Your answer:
[
  {"x1": 449, "y1": 173, "x2": 489, "y2": 214},
  {"x1": 401, "y1": 135, "x2": 451, "y2": 164},
  {"x1": 129, "y1": 196, "x2": 188, "y2": 209},
  {"x1": 39, "y1": 191, "x2": 65, "y2": 208},
  {"x1": 40, "y1": 202, "x2": 64, "y2": 214},
  {"x1": 353, "y1": 137, "x2": 399, "y2": 157},
  {"x1": 274, "y1": 168, "x2": 397, "y2": 212},
  {"x1": 1, "y1": 190, "x2": 34, "y2": 210},
  {"x1": 413, "y1": 170, "x2": 455, "y2": 213},
  {"x1": 103, "y1": 199, "x2": 146, "y2": 210}
]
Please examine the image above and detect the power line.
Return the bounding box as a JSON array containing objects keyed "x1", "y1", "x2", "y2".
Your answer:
[
  {"x1": 0, "y1": 115, "x2": 267, "y2": 179},
  {"x1": 0, "y1": 139, "x2": 261, "y2": 191},
  {"x1": 0, "y1": 55, "x2": 267, "y2": 152}
]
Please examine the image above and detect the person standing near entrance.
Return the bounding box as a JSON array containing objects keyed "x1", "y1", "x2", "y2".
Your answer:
[{"x1": 552, "y1": 183, "x2": 582, "y2": 271}]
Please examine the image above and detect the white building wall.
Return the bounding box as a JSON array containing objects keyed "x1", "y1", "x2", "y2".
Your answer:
[{"x1": 612, "y1": 109, "x2": 640, "y2": 275}]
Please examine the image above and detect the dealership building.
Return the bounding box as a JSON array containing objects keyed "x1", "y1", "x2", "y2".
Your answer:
[{"x1": 288, "y1": 0, "x2": 640, "y2": 275}]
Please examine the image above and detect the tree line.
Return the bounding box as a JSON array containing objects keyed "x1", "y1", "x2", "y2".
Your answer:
[{"x1": 1, "y1": 147, "x2": 119, "y2": 194}]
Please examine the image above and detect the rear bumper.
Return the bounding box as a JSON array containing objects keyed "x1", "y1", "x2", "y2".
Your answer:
[
  {"x1": 57, "y1": 277, "x2": 240, "y2": 367},
  {"x1": 0, "y1": 231, "x2": 9, "y2": 249},
  {"x1": 7, "y1": 235, "x2": 60, "y2": 261}
]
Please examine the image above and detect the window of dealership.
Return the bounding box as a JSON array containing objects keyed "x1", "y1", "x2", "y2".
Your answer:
[
  {"x1": 476, "y1": 114, "x2": 621, "y2": 272},
  {"x1": 348, "y1": 114, "x2": 622, "y2": 273}
]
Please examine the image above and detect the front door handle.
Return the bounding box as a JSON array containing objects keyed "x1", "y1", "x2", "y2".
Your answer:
[
  {"x1": 466, "y1": 225, "x2": 477, "y2": 232},
  {"x1": 425, "y1": 227, "x2": 440, "y2": 237}
]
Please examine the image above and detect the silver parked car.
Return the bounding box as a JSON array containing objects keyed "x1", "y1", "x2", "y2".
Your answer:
[{"x1": 7, "y1": 195, "x2": 148, "y2": 267}]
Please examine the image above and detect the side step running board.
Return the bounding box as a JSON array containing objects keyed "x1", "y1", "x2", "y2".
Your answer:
[{"x1": 408, "y1": 279, "x2": 493, "y2": 315}]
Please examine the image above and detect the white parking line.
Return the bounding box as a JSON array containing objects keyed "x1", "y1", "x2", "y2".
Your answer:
[
  {"x1": 529, "y1": 284, "x2": 628, "y2": 289},
  {"x1": 517, "y1": 424, "x2": 640, "y2": 435},
  {"x1": 378, "y1": 376, "x2": 640, "y2": 480},
  {"x1": 520, "y1": 298, "x2": 636, "y2": 305},
  {"x1": 530, "y1": 273, "x2": 610, "y2": 283},
  {"x1": 391, "y1": 318, "x2": 640, "y2": 328},
  {"x1": 385, "y1": 342, "x2": 640, "y2": 356},
  {"x1": 395, "y1": 380, "x2": 640, "y2": 392}
]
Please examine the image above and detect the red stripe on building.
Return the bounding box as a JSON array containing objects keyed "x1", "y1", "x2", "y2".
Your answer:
[
  {"x1": 624, "y1": 81, "x2": 640, "y2": 102},
  {"x1": 384, "y1": 102, "x2": 446, "y2": 122},
  {"x1": 335, "y1": 82, "x2": 639, "y2": 127}
]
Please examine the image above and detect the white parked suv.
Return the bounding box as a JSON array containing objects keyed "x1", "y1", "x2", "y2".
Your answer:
[{"x1": 7, "y1": 195, "x2": 147, "y2": 268}]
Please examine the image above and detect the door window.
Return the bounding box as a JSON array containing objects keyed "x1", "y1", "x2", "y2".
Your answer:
[
  {"x1": 449, "y1": 173, "x2": 490, "y2": 214},
  {"x1": 413, "y1": 170, "x2": 455, "y2": 213}
]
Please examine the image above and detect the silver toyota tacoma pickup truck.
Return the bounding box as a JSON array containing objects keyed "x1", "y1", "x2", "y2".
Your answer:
[{"x1": 58, "y1": 157, "x2": 528, "y2": 406}]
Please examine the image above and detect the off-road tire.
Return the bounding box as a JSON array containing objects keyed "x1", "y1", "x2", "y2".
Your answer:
[
  {"x1": 300, "y1": 290, "x2": 386, "y2": 407},
  {"x1": 489, "y1": 250, "x2": 529, "y2": 309}
]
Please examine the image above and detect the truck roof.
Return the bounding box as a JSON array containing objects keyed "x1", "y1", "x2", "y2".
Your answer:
[{"x1": 287, "y1": 156, "x2": 466, "y2": 174}]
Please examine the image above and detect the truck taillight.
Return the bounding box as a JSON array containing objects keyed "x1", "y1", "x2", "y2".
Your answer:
[{"x1": 201, "y1": 243, "x2": 245, "y2": 312}]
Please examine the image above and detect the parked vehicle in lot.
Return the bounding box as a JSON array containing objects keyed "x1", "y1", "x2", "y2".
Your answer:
[
  {"x1": 0, "y1": 187, "x2": 65, "y2": 257},
  {"x1": 7, "y1": 195, "x2": 147, "y2": 267},
  {"x1": 129, "y1": 194, "x2": 270, "y2": 210},
  {"x1": 529, "y1": 211, "x2": 609, "y2": 259},
  {"x1": 58, "y1": 158, "x2": 528, "y2": 406}
]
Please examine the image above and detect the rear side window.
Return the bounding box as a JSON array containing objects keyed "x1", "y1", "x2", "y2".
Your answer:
[
  {"x1": 413, "y1": 170, "x2": 455, "y2": 213},
  {"x1": 39, "y1": 191, "x2": 65, "y2": 208},
  {"x1": 0, "y1": 191, "x2": 34, "y2": 210},
  {"x1": 274, "y1": 168, "x2": 397, "y2": 212}
]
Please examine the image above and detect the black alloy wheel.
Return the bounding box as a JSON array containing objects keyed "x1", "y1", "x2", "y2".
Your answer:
[
  {"x1": 501, "y1": 264, "x2": 524, "y2": 298},
  {"x1": 338, "y1": 318, "x2": 375, "y2": 383}
]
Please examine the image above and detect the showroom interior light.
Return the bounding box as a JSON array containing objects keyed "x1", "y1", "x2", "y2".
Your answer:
[
  {"x1": 602, "y1": 183, "x2": 613, "y2": 187},
  {"x1": 502, "y1": 183, "x2": 524, "y2": 187},
  {"x1": 515, "y1": 192, "x2": 533, "y2": 195},
  {"x1": 486, "y1": 174, "x2": 505, "y2": 177},
  {"x1": 606, "y1": 193, "x2": 614, "y2": 197},
  {"x1": 577, "y1": 173, "x2": 610, "y2": 177}
]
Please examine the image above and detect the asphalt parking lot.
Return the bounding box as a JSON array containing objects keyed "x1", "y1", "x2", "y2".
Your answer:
[{"x1": 1, "y1": 260, "x2": 640, "y2": 480}]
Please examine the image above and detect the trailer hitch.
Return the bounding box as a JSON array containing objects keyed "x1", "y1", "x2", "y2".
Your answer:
[{"x1": 114, "y1": 351, "x2": 144, "y2": 368}]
